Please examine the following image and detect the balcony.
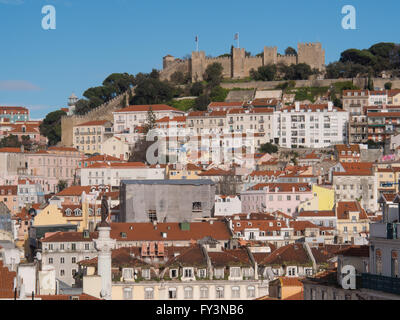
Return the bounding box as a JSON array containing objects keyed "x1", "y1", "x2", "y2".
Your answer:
[
  {"x1": 361, "y1": 273, "x2": 400, "y2": 295},
  {"x1": 370, "y1": 223, "x2": 400, "y2": 239}
]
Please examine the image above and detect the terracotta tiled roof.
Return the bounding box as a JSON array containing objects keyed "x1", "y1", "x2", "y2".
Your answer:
[
  {"x1": 257, "y1": 243, "x2": 311, "y2": 266},
  {"x1": 335, "y1": 144, "x2": 361, "y2": 154},
  {"x1": 279, "y1": 277, "x2": 304, "y2": 287},
  {"x1": 209, "y1": 102, "x2": 244, "y2": 107},
  {"x1": 289, "y1": 221, "x2": 320, "y2": 232},
  {"x1": 297, "y1": 211, "x2": 335, "y2": 217},
  {"x1": 0, "y1": 147, "x2": 22, "y2": 153},
  {"x1": 85, "y1": 155, "x2": 122, "y2": 162},
  {"x1": 109, "y1": 222, "x2": 231, "y2": 242},
  {"x1": 41, "y1": 231, "x2": 98, "y2": 242},
  {"x1": 165, "y1": 245, "x2": 207, "y2": 267},
  {"x1": 0, "y1": 261, "x2": 16, "y2": 299},
  {"x1": 333, "y1": 162, "x2": 374, "y2": 176},
  {"x1": 208, "y1": 248, "x2": 252, "y2": 267},
  {"x1": 336, "y1": 245, "x2": 369, "y2": 257},
  {"x1": 56, "y1": 186, "x2": 92, "y2": 196},
  {"x1": 250, "y1": 183, "x2": 311, "y2": 192},
  {"x1": 114, "y1": 105, "x2": 180, "y2": 113},
  {"x1": 197, "y1": 168, "x2": 232, "y2": 176},
  {"x1": 156, "y1": 116, "x2": 186, "y2": 123},
  {"x1": 336, "y1": 201, "x2": 368, "y2": 220},
  {"x1": 85, "y1": 162, "x2": 146, "y2": 169}
]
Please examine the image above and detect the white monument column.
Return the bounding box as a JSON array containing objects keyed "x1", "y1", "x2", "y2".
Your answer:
[{"x1": 94, "y1": 195, "x2": 116, "y2": 300}]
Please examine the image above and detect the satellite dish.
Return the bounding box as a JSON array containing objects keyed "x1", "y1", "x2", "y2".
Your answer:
[{"x1": 36, "y1": 252, "x2": 42, "y2": 261}]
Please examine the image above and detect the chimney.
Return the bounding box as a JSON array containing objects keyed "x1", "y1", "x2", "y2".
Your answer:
[
  {"x1": 328, "y1": 101, "x2": 333, "y2": 111},
  {"x1": 295, "y1": 101, "x2": 300, "y2": 112}
]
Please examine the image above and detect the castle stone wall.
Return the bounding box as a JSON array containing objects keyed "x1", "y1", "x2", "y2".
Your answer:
[
  {"x1": 160, "y1": 42, "x2": 326, "y2": 82},
  {"x1": 60, "y1": 89, "x2": 133, "y2": 147}
]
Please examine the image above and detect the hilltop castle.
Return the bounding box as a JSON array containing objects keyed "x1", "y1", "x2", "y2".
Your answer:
[{"x1": 160, "y1": 42, "x2": 325, "y2": 82}]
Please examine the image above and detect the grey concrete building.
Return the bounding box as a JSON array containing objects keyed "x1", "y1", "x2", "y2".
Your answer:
[{"x1": 119, "y1": 180, "x2": 216, "y2": 223}]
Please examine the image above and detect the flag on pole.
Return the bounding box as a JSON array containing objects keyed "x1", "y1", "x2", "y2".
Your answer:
[
  {"x1": 234, "y1": 33, "x2": 239, "y2": 40},
  {"x1": 195, "y1": 35, "x2": 198, "y2": 43}
]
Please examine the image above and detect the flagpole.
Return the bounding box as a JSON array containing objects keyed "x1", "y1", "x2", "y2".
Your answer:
[{"x1": 238, "y1": 33, "x2": 240, "y2": 49}]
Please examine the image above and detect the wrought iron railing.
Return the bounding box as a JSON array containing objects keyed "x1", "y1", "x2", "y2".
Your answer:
[{"x1": 361, "y1": 273, "x2": 400, "y2": 295}]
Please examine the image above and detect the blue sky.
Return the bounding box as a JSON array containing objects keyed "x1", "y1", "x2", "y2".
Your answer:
[{"x1": 0, "y1": 0, "x2": 398, "y2": 119}]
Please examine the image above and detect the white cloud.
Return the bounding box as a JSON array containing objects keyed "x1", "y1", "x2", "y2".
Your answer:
[{"x1": 0, "y1": 80, "x2": 41, "y2": 91}]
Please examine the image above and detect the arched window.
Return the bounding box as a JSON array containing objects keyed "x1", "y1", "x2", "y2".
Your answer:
[
  {"x1": 65, "y1": 208, "x2": 72, "y2": 216},
  {"x1": 216, "y1": 286, "x2": 224, "y2": 299},
  {"x1": 200, "y1": 286, "x2": 208, "y2": 299},
  {"x1": 74, "y1": 209, "x2": 82, "y2": 217},
  {"x1": 247, "y1": 285, "x2": 255, "y2": 298},
  {"x1": 88, "y1": 208, "x2": 94, "y2": 216},
  {"x1": 231, "y1": 286, "x2": 240, "y2": 298},
  {"x1": 184, "y1": 286, "x2": 193, "y2": 299}
]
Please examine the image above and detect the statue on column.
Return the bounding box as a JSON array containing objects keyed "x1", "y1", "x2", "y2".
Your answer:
[{"x1": 100, "y1": 195, "x2": 109, "y2": 227}]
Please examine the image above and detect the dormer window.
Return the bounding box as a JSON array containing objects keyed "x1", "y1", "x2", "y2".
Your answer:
[
  {"x1": 122, "y1": 268, "x2": 134, "y2": 280},
  {"x1": 65, "y1": 208, "x2": 72, "y2": 216},
  {"x1": 170, "y1": 269, "x2": 178, "y2": 278},
  {"x1": 142, "y1": 269, "x2": 151, "y2": 280},
  {"x1": 183, "y1": 267, "x2": 194, "y2": 278},
  {"x1": 74, "y1": 209, "x2": 82, "y2": 216},
  {"x1": 230, "y1": 267, "x2": 241, "y2": 278},
  {"x1": 88, "y1": 208, "x2": 94, "y2": 216},
  {"x1": 198, "y1": 269, "x2": 207, "y2": 278}
]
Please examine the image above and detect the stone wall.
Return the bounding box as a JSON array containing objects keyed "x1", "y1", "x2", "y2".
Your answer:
[
  {"x1": 160, "y1": 42, "x2": 326, "y2": 82},
  {"x1": 60, "y1": 88, "x2": 134, "y2": 147}
]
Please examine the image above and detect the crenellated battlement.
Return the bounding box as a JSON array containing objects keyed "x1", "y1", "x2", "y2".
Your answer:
[{"x1": 160, "y1": 42, "x2": 325, "y2": 82}]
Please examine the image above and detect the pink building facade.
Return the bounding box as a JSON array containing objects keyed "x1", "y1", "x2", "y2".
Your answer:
[{"x1": 241, "y1": 183, "x2": 313, "y2": 217}]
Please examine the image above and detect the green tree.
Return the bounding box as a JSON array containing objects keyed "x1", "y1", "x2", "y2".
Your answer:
[
  {"x1": 250, "y1": 65, "x2": 277, "y2": 81},
  {"x1": 367, "y1": 74, "x2": 374, "y2": 90},
  {"x1": 285, "y1": 47, "x2": 297, "y2": 55},
  {"x1": 131, "y1": 78, "x2": 176, "y2": 105},
  {"x1": 0, "y1": 135, "x2": 21, "y2": 148},
  {"x1": 259, "y1": 143, "x2": 278, "y2": 154},
  {"x1": 385, "y1": 82, "x2": 393, "y2": 90},
  {"x1": 190, "y1": 82, "x2": 204, "y2": 96},
  {"x1": 40, "y1": 110, "x2": 67, "y2": 146},
  {"x1": 143, "y1": 107, "x2": 157, "y2": 134},
  {"x1": 57, "y1": 180, "x2": 68, "y2": 192},
  {"x1": 209, "y1": 86, "x2": 229, "y2": 102},
  {"x1": 194, "y1": 94, "x2": 211, "y2": 111},
  {"x1": 170, "y1": 71, "x2": 185, "y2": 85},
  {"x1": 204, "y1": 62, "x2": 223, "y2": 87}
]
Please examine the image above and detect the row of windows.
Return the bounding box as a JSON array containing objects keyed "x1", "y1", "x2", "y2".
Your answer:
[
  {"x1": 45, "y1": 243, "x2": 91, "y2": 251},
  {"x1": 123, "y1": 285, "x2": 256, "y2": 300},
  {"x1": 48, "y1": 256, "x2": 90, "y2": 264}
]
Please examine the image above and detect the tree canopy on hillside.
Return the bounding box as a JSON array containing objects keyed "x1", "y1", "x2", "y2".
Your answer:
[{"x1": 39, "y1": 110, "x2": 67, "y2": 146}]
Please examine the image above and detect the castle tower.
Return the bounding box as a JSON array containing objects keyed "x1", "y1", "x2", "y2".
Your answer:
[
  {"x1": 93, "y1": 196, "x2": 116, "y2": 300},
  {"x1": 263, "y1": 46, "x2": 278, "y2": 66},
  {"x1": 297, "y1": 42, "x2": 325, "y2": 71},
  {"x1": 67, "y1": 93, "x2": 78, "y2": 116},
  {"x1": 191, "y1": 51, "x2": 206, "y2": 82},
  {"x1": 163, "y1": 55, "x2": 176, "y2": 69},
  {"x1": 231, "y1": 47, "x2": 246, "y2": 79}
]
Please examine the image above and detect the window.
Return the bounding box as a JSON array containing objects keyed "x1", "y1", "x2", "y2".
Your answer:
[
  {"x1": 123, "y1": 268, "x2": 134, "y2": 280},
  {"x1": 72, "y1": 257, "x2": 76, "y2": 264},
  {"x1": 123, "y1": 287, "x2": 133, "y2": 300},
  {"x1": 60, "y1": 270, "x2": 65, "y2": 277},
  {"x1": 85, "y1": 243, "x2": 90, "y2": 250},
  {"x1": 184, "y1": 287, "x2": 193, "y2": 299},
  {"x1": 230, "y1": 267, "x2": 241, "y2": 278},
  {"x1": 216, "y1": 286, "x2": 224, "y2": 299},
  {"x1": 142, "y1": 269, "x2": 151, "y2": 279},
  {"x1": 148, "y1": 210, "x2": 157, "y2": 223},
  {"x1": 71, "y1": 243, "x2": 76, "y2": 251},
  {"x1": 192, "y1": 202, "x2": 202, "y2": 211},
  {"x1": 48, "y1": 258, "x2": 53, "y2": 264},
  {"x1": 60, "y1": 257, "x2": 65, "y2": 264},
  {"x1": 144, "y1": 288, "x2": 154, "y2": 299},
  {"x1": 214, "y1": 268, "x2": 224, "y2": 279},
  {"x1": 198, "y1": 269, "x2": 207, "y2": 278},
  {"x1": 231, "y1": 286, "x2": 240, "y2": 298},
  {"x1": 247, "y1": 286, "x2": 255, "y2": 298},
  {"x1": 60, "y1": 244, "x2": 64, "y2": 250},
  {"x1": 200, "y1": 286, "x2": 209, "y2": 299},
  {"x1": 170, "y1": 269, "x2": 178, "y2": 278},
  {"x1": 168, "y1": 287, "x2": 177, "y2": 299},
  {"x1": 287, "y1": 267, "x2": 297, "y2": 276},
  {"x1": 183, "y1": 268, "x2": 193, "y2": 278}
]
